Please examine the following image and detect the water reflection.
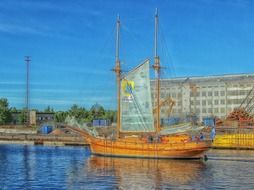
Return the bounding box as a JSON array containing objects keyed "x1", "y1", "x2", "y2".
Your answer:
[
  {"x1": 1, "y1": 145, "x2": 254, "y2": 189},
  {"x1": 85, "y1": 156, "x2": 206, "y2": 189}
]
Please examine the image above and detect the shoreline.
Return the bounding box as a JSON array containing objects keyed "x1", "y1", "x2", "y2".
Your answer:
[
  {"x1": 0, "y1": 133, "x2": 88, "y2": 146},
  {"x1": 0, "y1": 126, "x2": 254, "y2": 150}
]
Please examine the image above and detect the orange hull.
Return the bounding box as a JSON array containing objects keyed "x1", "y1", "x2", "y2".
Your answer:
[
  {"x1": 88, "y1": 137, "x2": 211, "y2": 159},
  {"x1": 67, "y1": 126, "x2": 211, "y2": 159}
]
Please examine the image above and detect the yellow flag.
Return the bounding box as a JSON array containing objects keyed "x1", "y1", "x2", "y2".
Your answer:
[{"x1": 122, "y1": 79, "x2": 135, "y2": 97}]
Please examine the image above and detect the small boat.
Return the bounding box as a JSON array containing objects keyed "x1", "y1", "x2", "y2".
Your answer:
[{"x1": 71, "y1": 10, "x2": 211, "y2": 159}]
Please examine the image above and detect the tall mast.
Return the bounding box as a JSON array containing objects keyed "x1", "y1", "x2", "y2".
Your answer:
[
  {"x1": 152, "y1": 8, "x2": 161, "y2": 134},
  {"x1": 113, "y1": 15, "x2": 121, "y2": 139}
]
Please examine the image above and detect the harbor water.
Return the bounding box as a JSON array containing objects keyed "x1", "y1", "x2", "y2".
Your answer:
[{"x1": 0, "y1": 144, "x2": 254, "y2": 189}]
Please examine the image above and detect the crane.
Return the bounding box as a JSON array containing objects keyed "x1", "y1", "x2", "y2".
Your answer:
[{"x1": 153, "y1": 96, "x2": 176, "y2": 118}]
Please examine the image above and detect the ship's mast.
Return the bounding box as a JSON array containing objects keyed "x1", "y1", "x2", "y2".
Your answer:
[
  {"x1": 114, "y1": 15, "x2": 121, "y2": 139},
  {"x1": 152, "y1": 8, "x2": 161, "y2": 134}
]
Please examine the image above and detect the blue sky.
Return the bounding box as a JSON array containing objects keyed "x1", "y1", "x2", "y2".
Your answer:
[{"x1": 1, "y1": 0, "x2": 254, "y2": 111}]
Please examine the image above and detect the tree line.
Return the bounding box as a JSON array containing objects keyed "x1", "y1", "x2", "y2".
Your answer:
[{"x1": 0, "y1": 98, "x2": 116, "y2": 125}]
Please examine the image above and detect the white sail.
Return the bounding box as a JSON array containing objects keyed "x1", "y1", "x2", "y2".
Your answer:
[{"x1": 120, "y1": 59, "x2": 155, "y2": 132}]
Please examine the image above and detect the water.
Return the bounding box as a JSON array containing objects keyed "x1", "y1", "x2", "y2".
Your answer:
[{"x1": 0, "y1": 144, "x2": 254, "y2": 190}]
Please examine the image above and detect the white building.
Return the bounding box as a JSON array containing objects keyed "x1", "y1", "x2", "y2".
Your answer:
[{"x1": 151, "y1": 73, "x2": 254, "y2": 121}]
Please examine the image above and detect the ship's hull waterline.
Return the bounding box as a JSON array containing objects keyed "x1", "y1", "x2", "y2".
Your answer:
[
  {"x1": 88, "y1": 138, "x2": 210, "y2": 159},
  {"x1": 67, "y1": 126, "x2": 211, "y2": 159}
]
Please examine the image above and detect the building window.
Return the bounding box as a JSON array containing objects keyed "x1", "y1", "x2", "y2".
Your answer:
[
  {"x1": 232, "y1": 99, "x2": 241, "y2": 104},
  {"x1": 208, "y1": 108, "x2": 212, "y2": 113},
  {"x1": 227, "y1": 99, "x2": 232, "y2": 104},
  {"x1": 202, "y1": 100, "x2": 206, "y2": 106},
  {"x1": 220, "y1": 91, "x2": 225, "y2": 96},
  {"x1": 227, "y1": 108, "x2": 232, "y2": 113},
  {"x1": 202, "y1": 92, "x2": 206, "y2": 96},
  {"x1": 202, "y1": 108, "x2": 206, "y2": 113},
  {"x1": 214, "y1": 91, "x2": 219, "y2": 96},
  {"x1": 239, "y1": 90, "x2": 245, "y2": 95},
  {"x1": 220, "y1": 108, "x2": 225, "y2": 113},
  {"x1": 228, "y1": 91, "x2": 238, "y2": 96},
  {"x1": 214, "y1": 100, "x2": 219, "y2": 105},
  {"x1": 221, "y1": 99, "x2": 225, "y2": 104},
  {"x1": 208, "y1": 92, "x2": 212, "y2": 96},
  {"x1": 208, "y1": 100, "x2": 212, "y2": 105}
]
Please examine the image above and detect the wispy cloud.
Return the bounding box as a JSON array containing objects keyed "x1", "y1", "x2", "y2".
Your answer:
[
  {"x1": 0, "y1": 23, "x2": 48, "y2": 36},
  {"x1": 0, "y1": 0, "x2": 105, "y2": 38},
  {"x1": 29, "y1": 96, "x2": 114, "y2": 106},
  {"x1": 0, "y1": 22, "x2": 82, "y2": 41},
  {"x1": 6, "y1": 94, "x2": 115, "y2": 109},
  {"x1": 0, "y1": 0, "x2": 104, "y2": 16},
  {"x1": 0, "y1": 81, "x2": 24, "y2": 85}
]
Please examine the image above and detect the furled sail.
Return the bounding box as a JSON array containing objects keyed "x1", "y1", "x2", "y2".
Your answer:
[
  {"x1": 120, "y1": 59, "x2": 154, "y2": 132},
  {"x1": 159, "y1": 124, "x2": 205, "y2": 135}
]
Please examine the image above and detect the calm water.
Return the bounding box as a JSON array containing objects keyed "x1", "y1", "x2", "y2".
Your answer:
[{"x1": 0, "y1": 144, "x2": 254, "y2": 190}]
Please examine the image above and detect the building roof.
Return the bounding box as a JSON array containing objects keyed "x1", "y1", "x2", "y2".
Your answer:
[{"x1": 151, "y1": 73, "x2": 254, "y2": 84}]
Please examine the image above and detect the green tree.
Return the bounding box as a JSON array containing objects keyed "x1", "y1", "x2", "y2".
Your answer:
[
  {"x1": 90, "y1": 103, "x2": 105, "y2": 119},
  {"x1": 53, "y1": 103, "x2": 116, "y2": 124},
  {"x1": 55, "y1": 111, "x2": 68, "y2": 123},
  {"x1": 44, "y1": 106, "x2": 54, "y2": 113},
  {"x1": 68, "y1": 104, "x2": 88, "y2": 122},
  {"x1": 0, "y1": 98, "x2": 12, "y2": 125},
  {"x1": 18, "y1": 108, "x2": 27, "y2": 125},
  {"x1": 9, "y1": 107, "x2": 18, "y2": 112},
  {"x1": 104, "y1": 110, "x2": 116, "y2": 122}
]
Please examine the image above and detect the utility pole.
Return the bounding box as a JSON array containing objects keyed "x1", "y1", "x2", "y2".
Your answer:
[{"x1": 25, "y1": 56, "x2": 31, "y2": 127}]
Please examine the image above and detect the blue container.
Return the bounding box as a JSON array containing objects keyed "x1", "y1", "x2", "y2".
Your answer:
[
  {"x1": 185, "y1": 115, "x2": 198, "y2": 123},
  {"x1": 161, "y1": 117, "x2": 180, "y2": 126},
  {"x1": 203, "y1": 117, "x2": 215, "y2": 127},
  {"x1": 99, "y1": 119, "x2": 108, "y2": 126},
  {"x1": 40, "y1": 125, "x2": 53, "y2": 134},
  {"x1": 92, "y1": 120, "x2": 100, "y2": 126},
  {"x1": 93, "y1": 119, "x2": 110, "y2": 127}
]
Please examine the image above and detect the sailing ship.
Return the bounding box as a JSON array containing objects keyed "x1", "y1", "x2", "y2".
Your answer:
[{"x1": 71, "y1": 10, "x2": 211, "y2": 159}]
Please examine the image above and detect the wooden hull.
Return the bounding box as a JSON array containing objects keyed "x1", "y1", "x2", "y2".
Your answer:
[
  {"x1": 66, "y1": 126, "x2": 211, "y2": 159},
  {"x1": 89, "y1": 137, "x2": 211, "y2": 159}
]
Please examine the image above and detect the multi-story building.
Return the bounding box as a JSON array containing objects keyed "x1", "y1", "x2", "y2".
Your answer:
[{"x1": 151, "y1": 73, "x2": 254, "y2": 121}]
